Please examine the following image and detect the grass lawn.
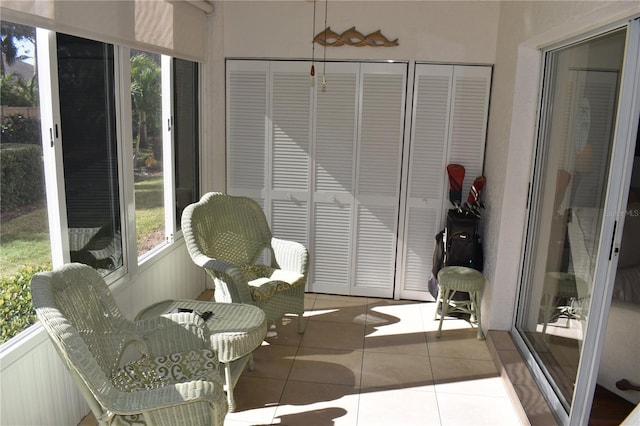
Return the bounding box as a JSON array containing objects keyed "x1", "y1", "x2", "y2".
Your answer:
[
  {"x1": 0, "y1": 207, "x2": 51, "y2": 277},
  {"x1": 135, "y1": 175, "x2": 165, "y2": 254},
  {"x1": 1, "y1": 175, "x2": 165, "y2": 277}
]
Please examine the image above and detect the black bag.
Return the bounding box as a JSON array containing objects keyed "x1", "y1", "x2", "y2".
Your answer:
[
  {"x1": 428, "y1": 230, "x2": 446, "y2": 299},
  {"x1": 443, "y1": 209, "x2": 483, "y2": 271},
  {"x1": 432, "y1": 230, "x2": 445, "y2": 277},
  {"x1": 429, "y1": 209, "x2": 483, "y2": 300}
]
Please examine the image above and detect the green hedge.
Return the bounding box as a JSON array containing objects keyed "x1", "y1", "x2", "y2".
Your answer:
[
  {"x1": 0, "y1": 263, "x2": 50, "y2": 344},
  {"x1": 1, "y1": 115, "x2": 41, "y2": 145},
  {"x1": 0, "y1": 144, "x2": 45, "y2": 212}
]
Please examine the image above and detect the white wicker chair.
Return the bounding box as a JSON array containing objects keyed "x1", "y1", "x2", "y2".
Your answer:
[
  {"x1": 30, "y1": 263, "x2": 228, "y2": 426},
  {"x1": 182, "y1": 192, "x2": 308, "y2": 333}
]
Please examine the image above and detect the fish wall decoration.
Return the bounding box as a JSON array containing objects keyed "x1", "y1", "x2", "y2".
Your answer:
[{"x1": 313, "y1": 27, "x2": 399, "y2": 47}]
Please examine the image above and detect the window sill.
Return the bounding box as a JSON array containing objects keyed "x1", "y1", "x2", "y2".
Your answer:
[{"x1": 0, "y1": 323, "x2": 47, "y2": 371}]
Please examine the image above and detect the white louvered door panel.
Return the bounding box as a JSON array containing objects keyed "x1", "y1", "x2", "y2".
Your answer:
[
  {"x1": 352, "y1": 63, "x2": 407, "y2": 298},
  {"x1": 269, "y1": 61, "x2": 312, "y2": 247},
  {"x1": 312, "y1": 202, "x2": 353, "y2": 294},
  {"x1": 447, "y1": 66, "x2": 492, "y2": 200},
  {"x1": 272, "y1": 199, "x2": 308, "y2": 246},
  {"x1": 310, "y1": 62, "x2": 359, "y2": 294},
  {"x1": 226, "y1": 60, "x2": 268, "y2": 199},
  {"x1": 399, "y1": 64, "x2": 453, "y2": 300}
]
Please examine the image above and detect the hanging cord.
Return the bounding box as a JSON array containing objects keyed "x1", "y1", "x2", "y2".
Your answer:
[
  {"x1": 321, "y1": 0, "x2": 328, "y2": 89},
  {"x1": 311, "y1": 0, "x2": 316, "y2": 80}
]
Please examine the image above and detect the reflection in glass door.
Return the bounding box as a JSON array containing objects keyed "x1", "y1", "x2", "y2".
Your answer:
[{"x1": 515, "y1": 28, "x2": 627, "y2": 416}]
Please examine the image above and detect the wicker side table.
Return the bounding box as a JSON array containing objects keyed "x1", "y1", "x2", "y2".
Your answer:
[{"x1": 136, "y1": 300, "x2": 267, "y2": 411}]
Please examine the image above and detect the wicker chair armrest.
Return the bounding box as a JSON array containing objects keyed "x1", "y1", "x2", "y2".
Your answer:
[
  {"x1": 271, "y1": 237, "x2": 309, "y2": 275},
  {"x1": 190, "y1": 255, "x2": 246, "y2": 284},
  {"x1": 107, "y1": 378, "x2": 226, "y2": 415},
  {"x1": 197, "y1": 257, "x2": 254, "y2": 303}
]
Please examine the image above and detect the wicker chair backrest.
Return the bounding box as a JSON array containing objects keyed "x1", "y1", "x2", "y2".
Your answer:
[
  {"x1": 30, "y1": 263, "x2": 133, "y2": 403},
  {"x1": 188, "y1": 193, "x2": 273, "y2": 267}
]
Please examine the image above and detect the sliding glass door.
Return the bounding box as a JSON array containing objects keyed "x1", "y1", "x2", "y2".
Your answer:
[{"x1": 515, "y1": 20, "x2": 640, "y2": 424}]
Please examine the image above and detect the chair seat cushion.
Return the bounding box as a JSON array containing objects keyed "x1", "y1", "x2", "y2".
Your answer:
[
  {"x1": 242, "y1": 265, "x2": 305, "y2": 301},
  {"x1": 111, "y1": 349, "x2": 222, "y2": 392},
  {"x1": 111, "y1": 413, "x2": 146, "y2": 426}
]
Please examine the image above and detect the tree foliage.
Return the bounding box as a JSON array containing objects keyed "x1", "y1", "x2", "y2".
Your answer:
[
  {"x1": 1, "y1": 22, "x2": 35, "y2": 75},
  {"x1": 0, "y1": 263, "x2": 50, "y2": 344},
  {"x1": 130, "y1": 52, "x2": 161, "y2": 156},
  {"x1": 1, "y1": 72, "x2": 38, "y2": 106}
]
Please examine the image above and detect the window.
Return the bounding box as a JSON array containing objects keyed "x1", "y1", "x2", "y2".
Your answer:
[
  {"x1": 131, "y1": 49, "x2": 165, "y2": 258},
  {"x1": 0, "y1": 20, "x2": 200, "y2": 344},
  {"x1": 0, "y1": 23, "x2": 49, "y2": 275},
  {"x1": 131, "y1": 52, "x2": 200, "y2": 257},
  {"x1": 0, "y1": 22, "x2": 51, "y2": 344},
  {"x1": 173, "y1": 58, "x2": 199, "y2": 226},
  {"x1": 57, "y1": 34, "x2": 123, "y2": 273}
]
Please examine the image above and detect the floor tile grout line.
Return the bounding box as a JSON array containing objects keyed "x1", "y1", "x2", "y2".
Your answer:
[
  {"x1": 267, "y1": 313, "x2": 307, "y2": 426},
  {"x1": 355, "y1": 304, "x2": 368, "y2": 426},
  {"x1": 363, "y1": 297, "x2": 441, "y2": 425},
  {"x1": 419, "y1": 299, "x2": 445, "y2": 425}
]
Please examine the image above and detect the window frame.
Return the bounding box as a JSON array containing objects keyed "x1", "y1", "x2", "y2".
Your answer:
[{"x1": 0, "y1": 23, "x2": 201, "y2": 345}]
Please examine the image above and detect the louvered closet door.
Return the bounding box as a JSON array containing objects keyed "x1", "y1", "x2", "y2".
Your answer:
[
  {"x1": 397, "y1": 64, "x2": 491, "y2": 300},
  {"x1": 226, "y1": 61, "x2": 488, "y2": 300},
  {"x1": 447, "y1": 66, "x2": 492, "y2": 200},
  {"x1": 351, "y1": 62, "x2": 407, "y2": 298},
  {"x1": 226, "y1": 60, "x2": 268, "y2": 206},
  {"x1": 399, "y1": 64, "x2": 453, "y2": 300},
  {"x1": 309, "y1": 62, "x2": 359, "y2": 295},
  {"x1": 268, "y1": 61, "x2": 313, "y2": 247}
]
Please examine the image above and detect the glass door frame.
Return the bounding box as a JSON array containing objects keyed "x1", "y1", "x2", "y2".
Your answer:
[{"x1": 512, "y1": 18, "x2": 640, "y2": 425}]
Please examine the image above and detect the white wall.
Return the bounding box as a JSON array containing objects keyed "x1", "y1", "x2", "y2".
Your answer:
[
  {"x1": 1, "y1": 329, "x2": 88, "y2": 425},
  {"x1": 221, "y1": 0, "x2": 499, "y2": 63},
  {"x1": 200, "y1": 1, "x2": 228, "y2": 193}
]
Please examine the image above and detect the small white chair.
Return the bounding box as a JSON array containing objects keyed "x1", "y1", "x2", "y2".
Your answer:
[{"x1": 436, "y1": 266, "x2": 485, "y2": 340}]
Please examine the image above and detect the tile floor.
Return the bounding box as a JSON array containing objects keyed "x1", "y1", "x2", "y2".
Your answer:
[
  {"x1": 224, "y1": 293, "x2": 523, "y2": 426},
  {"x1": 80, "y1": 293, "x2": 527, "y2": 426}
]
